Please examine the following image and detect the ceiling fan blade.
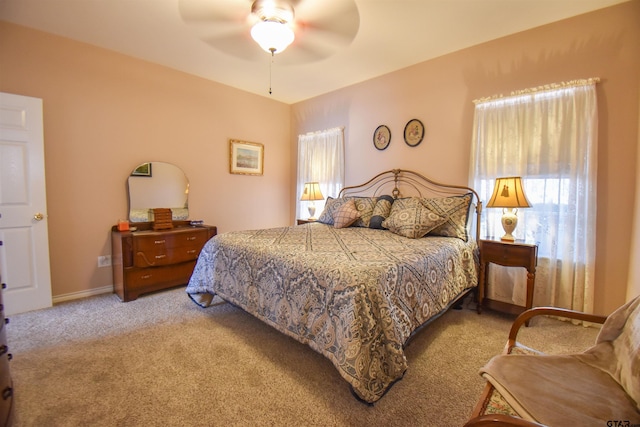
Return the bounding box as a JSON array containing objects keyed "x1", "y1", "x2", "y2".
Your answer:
[
  {"x1": 201, "y1": 33, "x2": 265, "y2": 62},
  {"x1": 281, "y1": 0, "x2": 359, "y2": 63},
  {"x1": 295, "y1": 0, "x2": 359, "y2": 45},
  {"x1": 179, "y1": 0, "x2": 251, "y2": 25},
  {"x1": 275, "y1": 42, "x2": 333, "y2": 65},
  {"x1": 179, "y1": 0, "x2": 258, "y2": 57}
]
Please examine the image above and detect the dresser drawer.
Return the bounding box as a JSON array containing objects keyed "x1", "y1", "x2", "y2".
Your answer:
[
  {"x1": 133, "y1": 229, "x2": 208, "y2": 267},
  {"x1": 124, "y1": 261, "x2": 197, "y2": 290}
]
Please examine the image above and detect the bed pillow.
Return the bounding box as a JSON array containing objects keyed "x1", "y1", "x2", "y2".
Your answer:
[
  {"x1": 317, "y1": 197, "x2": 346, "y2": 225},
  {"x1": 317, "y1": 197, "x2": 377, "y2": 227},
  {"x1": 333, "y1": 199, "x2": 361, "y2": 228},
  {"x1": 352, "y1": 197, "x2": 378, "y2": 228},
  {"x1": 369, "y1": 195, "x2": 394, "y2": 229},
  {"x1": 421, "y1": 193, "x2": 473, "y2": 241},
  {"x1": 382, "y1": 197, "x2": 447, "y2": 239}
]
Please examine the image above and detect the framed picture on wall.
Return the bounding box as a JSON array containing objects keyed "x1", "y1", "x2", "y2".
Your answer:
[
  {"x1": 373, "y1": 125, "x2": 391, "y2": 150},
  {"x1": 229, "y1": 139, "x2": 264, "y2": 176},
  {"x1": 404, "y1": 119, "x2": 424, "y2": 147}
]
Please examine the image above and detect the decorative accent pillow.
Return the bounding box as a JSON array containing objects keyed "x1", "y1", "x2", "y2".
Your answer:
[
  {"x1": 318, "y1": 196, "x2": 378, "y2": 227},
  {"x1": 333, "y1": 199, "x2": 361, "y2": 228},
  {"x1": 369, "y1": 195, "x2": 394, "y2": 229},
  {"x1": 382, "y1": 197, "x2": 447, "y2": 239},
  {"x1": 352, "y1": 197, "x2": 378, "y2": 227},
  {"x1": 421, "y1": 193, "x2": 473, "y2": 241},
  {"x1": 317, "y1": 197, "x2": 347, "y2": 225}
]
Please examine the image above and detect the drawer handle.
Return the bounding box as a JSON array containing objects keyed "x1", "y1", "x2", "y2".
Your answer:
[
  {"x1": 186, "y1": 250, "x2": 196, "y2": 254},
  {"x1": 0, "y1": 345, "x2": 7, "y2": 356},
  {"x1": 154, "y1": 239, "x2": 166, "y2": 244},
  {"x1": 155, "y1": 254, "x2": 166, "y2": 259},
  {"x1": 2, "y1": 387, "x2": 12, "y2": 400},
  {"x1": 186, "y1": 236, "x2": 197, "y2": 241},
  {"x1": 141, "y1": 274, "x2": 152, "y2": 280},
  {"x1": 7, "y1": 353, "x2": 12, "y2": 361}
]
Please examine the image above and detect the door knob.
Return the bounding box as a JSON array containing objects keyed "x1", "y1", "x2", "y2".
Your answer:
[{"x1": 34, "y1": 213, "x2": 44, "y2": 221}]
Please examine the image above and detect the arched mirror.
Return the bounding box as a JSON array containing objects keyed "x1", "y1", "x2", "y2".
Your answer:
[{"x1": 128, "y1": 162, "x2": 189, "y2": 222}]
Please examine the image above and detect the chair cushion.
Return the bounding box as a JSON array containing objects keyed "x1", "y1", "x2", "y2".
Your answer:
[{"x1": 481, "y1": 353, "x2": 640, "y2": 427}]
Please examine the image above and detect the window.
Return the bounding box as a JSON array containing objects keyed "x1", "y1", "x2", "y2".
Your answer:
[
  {"x1": 471, "y1": 79, "x2": 598, "y2": 313},
  {"x1": 296, "y1": 127, "x2": 344, "y2": 219}
]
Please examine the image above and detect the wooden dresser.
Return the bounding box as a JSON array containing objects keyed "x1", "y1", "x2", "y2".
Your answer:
[
  {"x1": 0, "y1": 282, "x2": 13, "y2": 427},
  {"x1": 111, "y1": 221, "x2": 217, "y2": 302}
]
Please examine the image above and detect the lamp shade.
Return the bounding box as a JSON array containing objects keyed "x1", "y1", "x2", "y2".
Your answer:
[
  {"x1": 486, "y1": 176, "x2": 531, "y2": 242},
  {"x1": 251, "y1": 20, "x2": 295, "y2": 54},
  {"x1": 300, "y1": 182, "x2": 324, "y2": 201},
  {"x1": 486, "y1": 177, "x2": 532, "y2": 209}
]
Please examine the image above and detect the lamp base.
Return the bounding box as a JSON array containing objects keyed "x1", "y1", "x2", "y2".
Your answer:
[
  {"x1": 307, "y1": 204, "x2": 317, "y2": 220},
  {"x1": 500, "y1": 208, "x2": 518, "y2": 242}
]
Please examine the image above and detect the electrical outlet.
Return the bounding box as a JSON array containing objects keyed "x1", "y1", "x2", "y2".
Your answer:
[{"x1": 97, "y1": 255, "x2": 111, "y2": 268}]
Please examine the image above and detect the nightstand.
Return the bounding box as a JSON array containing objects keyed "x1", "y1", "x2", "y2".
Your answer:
[
  {"x1": 478, "y1": 238, "x2": 538, "y2": 320},
  {"x1": 296, "y1": 219, "x2": 316, "y2": 225}
]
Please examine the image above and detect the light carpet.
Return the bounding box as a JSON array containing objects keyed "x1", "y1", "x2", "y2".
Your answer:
[{"x1": 6, "y1": 288, "x2": 599, "y2": 426}]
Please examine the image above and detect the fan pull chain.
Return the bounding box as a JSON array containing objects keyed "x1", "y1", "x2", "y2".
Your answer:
[{"x1": 269, "y1": 48, "x2": 275, "y2": 95}]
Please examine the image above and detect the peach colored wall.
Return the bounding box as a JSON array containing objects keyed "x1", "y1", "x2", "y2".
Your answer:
[
  {"x1": 291, "y1": 2, "x2": 640, "y2": 315},
  {"x1": 0, "y1": 22, "x2": 291, "y2": 299}
]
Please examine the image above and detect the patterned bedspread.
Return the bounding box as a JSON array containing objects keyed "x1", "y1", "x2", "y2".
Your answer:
[{"x1": 186, "y1": 222, "x2": 479, "y2": 403}]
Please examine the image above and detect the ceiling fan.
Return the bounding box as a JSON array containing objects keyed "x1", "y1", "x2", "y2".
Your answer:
[{"x1": 178, "y1": 0, "x2": 360, "y2": 65}]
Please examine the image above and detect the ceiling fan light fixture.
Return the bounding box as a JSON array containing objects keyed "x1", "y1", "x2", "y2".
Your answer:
[{"x1": 251, "y1": 20, "x2": 295, "y2": 54}]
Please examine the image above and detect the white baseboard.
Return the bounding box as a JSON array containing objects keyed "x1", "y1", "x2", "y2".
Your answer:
[{"x1": 52, "y1": 285, "x2": 114, "y2": 304}]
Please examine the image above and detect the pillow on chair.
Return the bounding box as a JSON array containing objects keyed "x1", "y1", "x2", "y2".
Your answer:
[{"x1": 577, "y1": 295, "x2": 640, "y2": 409}]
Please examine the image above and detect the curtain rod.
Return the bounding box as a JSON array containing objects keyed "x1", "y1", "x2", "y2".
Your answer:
[
  {"x1": 302, "y1": 126, "x2": 344, "y2": 136},
  {"x1": 473, "y1": 77, "x2": 600, "y2": 104}
]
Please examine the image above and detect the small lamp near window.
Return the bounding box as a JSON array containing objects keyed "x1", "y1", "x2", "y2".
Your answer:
[
  {"x1": 300, "y1": 182, "x2": 324, "y2": 220},
  {"x1": 486, "y1": 176, "x2": 532, "y2": 242}
]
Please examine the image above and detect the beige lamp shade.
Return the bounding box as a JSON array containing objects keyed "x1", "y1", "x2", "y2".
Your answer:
[
  {"x1": 300, "y1": 182, "x2": 324, "y2": 220},
  {"x1": 300, "y1": 182, "x2": 324, "y2": 202},
  {"x1": 486, "y1": 177, "x2": 531, "y2": 241},
  {"x1": 486, "y1": 176, "x2": 532, "y2": 209}
]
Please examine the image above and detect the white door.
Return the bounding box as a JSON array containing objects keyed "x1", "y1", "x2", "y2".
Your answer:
[{"x1": 0, "y1": 92, "x2": 52, "y2": 315}]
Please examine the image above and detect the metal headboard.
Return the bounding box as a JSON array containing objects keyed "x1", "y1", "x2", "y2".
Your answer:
[{"x1": 337, "y1": 169, "x2": 482, "y2": 241}]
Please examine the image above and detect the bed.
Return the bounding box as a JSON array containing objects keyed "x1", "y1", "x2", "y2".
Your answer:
[{"x1": 186, "y1": 169, "x2": 482, "y2": 403}]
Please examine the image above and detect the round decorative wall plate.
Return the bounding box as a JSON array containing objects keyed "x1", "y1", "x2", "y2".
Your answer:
[
  {"x1": 373, "y1": 125, "x2": 391, "y2": 150},
  {"x1": 404, "y1": 119, "x2": 424, "y2": 147}
]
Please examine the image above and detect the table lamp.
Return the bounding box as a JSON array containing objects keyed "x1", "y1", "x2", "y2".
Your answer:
[
  {"x1": 486, "y1": 176, "x2": 531, "y2": 242},
  {"x1": 300, "y1": 182, "x2": 324, "y2": 220}
]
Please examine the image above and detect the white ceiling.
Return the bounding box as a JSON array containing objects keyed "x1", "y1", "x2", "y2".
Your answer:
[{"x1": 0, "y1": 0, "x2": 627, "y2": 104}]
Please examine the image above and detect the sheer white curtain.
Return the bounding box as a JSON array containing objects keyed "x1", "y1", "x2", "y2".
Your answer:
[
  {"x1": 470, "y1": 80, "x2": 598, "y2": 313},
  {"x1": 297, "y1": 127, "x2": 345, "y2": 219}
]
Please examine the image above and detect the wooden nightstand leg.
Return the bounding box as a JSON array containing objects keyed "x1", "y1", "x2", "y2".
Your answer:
[
  {"x1": 477, "y1": 261, "x2": 487, "y2": 314},
  {"x1": 524, "y1": 269, "x2": 535, "y2": 326},
  {"x1": 525, "y1": 270, "x2": 535, "y2": 310}
]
